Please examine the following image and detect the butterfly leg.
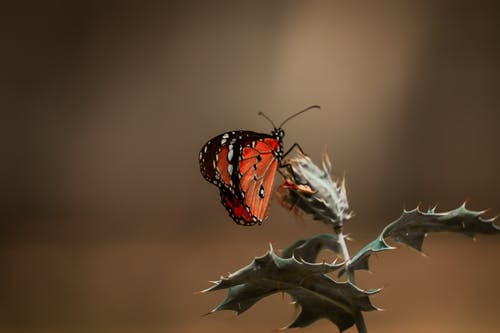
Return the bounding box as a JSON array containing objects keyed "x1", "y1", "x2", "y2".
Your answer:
[
  {"x1": 278, "y1": 163, "x2": 294, "y2": 175},
  {"x1": 279, "y1": 143, "x2": 306, "y2": 179},
  {"x1": 278, "y1": 160, "x2": 302, "y2": 184},
  {"x1": 282, "y1": 143, "x2": 306, "y2": 160}
]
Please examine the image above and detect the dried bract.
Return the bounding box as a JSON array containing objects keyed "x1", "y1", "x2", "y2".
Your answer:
[{"x1": 278, "y1": 151, "x2": 353, "y2": 227}]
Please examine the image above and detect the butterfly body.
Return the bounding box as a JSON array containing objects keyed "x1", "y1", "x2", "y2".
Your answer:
[{"x1": 199, "y1": 129, "x2": 285, "y2": 226}]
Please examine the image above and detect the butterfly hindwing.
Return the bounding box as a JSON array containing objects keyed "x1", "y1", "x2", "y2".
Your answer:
[{"x1": 220, "y1": 189, "x2": 255, "y2": 226}]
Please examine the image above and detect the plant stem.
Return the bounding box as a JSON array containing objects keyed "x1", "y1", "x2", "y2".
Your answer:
[
  {"x1": 335, "y1": 226, "x2": 368, "y2": 333},
  {"x1": 335, "y1": 226, "x2": 354, "y2": 282},
  {"x1": 354, "y1": 311, "x2": 368, "y2": 333}
]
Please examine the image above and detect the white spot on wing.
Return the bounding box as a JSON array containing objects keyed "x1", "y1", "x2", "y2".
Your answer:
[
  {"x1": 228, "y1": 164, "x2": 233, "y2": 175},
  {"x1": 259, "y1": 185, "x2": 265, "y2": 198}
]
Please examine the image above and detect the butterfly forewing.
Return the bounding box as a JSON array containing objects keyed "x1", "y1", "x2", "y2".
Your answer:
[
  {"x1": 238, "y1": 139, "x2": 280, "y2": 223},
  {"x1": 199, "y1": 131, "x2": 254, "y2": 190}
]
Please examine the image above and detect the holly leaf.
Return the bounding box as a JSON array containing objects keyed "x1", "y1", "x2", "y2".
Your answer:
[
  {"x1": 281, "y1": 233, "x2": 344, "y2": 263},
  {"x1": 348, "y1": 204, "x2": 499, "y2": 273},
  {"x1": 203, "y1": 245, "x2": 379, "y2": 332}
]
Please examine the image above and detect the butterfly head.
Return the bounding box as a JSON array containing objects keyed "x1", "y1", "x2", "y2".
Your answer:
[
  {"x1": 271, "y1": 128, "x2": 285, "y2": 140},
  {"x1": 259, "y1": 105, "x2": 321, "y2": 156}
]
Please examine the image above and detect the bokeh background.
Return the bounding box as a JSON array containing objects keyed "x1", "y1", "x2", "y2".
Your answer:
[{"x1": 1, "y1": 1, "x2": 499, "y2": 332}]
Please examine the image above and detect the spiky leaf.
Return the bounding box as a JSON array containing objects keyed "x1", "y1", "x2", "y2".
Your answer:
[
  {"x1": 203, "y1": 245, "x2": 378, "y2": 332},
  {"x1": 281, "y1": 233, "x2": 344, "y2": 262},
  {"x1": 348, "y1": 204, "x2": 499, "y2": 273}
]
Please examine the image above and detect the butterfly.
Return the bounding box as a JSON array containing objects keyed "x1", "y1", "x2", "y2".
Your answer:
[{"x1": 199, "y1": 105, "x2": 320, "y2": 226}]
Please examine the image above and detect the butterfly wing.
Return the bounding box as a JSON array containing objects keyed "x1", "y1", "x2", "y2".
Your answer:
[
  {"x1": 237, "y1": 137, "x2": 280, "y2": 224},
  {"x1": 220, "y1": 189, "x2": 255, "y2": 225},
  {"x1": 199, "y1": 131, "x2": 281, "y2": 225},
  {"x1": 199, "y1": 131, "x2": 257, "y2": 191}
]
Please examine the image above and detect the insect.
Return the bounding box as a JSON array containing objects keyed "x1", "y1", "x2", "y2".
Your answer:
[{"x1": 199, "y1": 105, "x2": 320, "y2": 226}]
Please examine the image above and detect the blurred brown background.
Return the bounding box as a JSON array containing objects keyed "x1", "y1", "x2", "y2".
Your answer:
[{"x1": 1, "y1": 1, "x2": 499, "y2": 332}]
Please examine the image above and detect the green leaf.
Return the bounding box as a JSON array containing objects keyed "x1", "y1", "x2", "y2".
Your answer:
[
  {"x1": 203, "y1": 245, "x2": 379, "y2": 332},
  {"x1": 348, "y1": 204, "x2": 499, "y2": 273}
]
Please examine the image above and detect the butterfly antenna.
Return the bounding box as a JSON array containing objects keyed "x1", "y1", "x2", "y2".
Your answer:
[
  {"x1": 258, "y1": 111, "x2": 277, "y2": 129},
  {"x1": 279, "y1": 105, "x2": 321, "y2": 128}
]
